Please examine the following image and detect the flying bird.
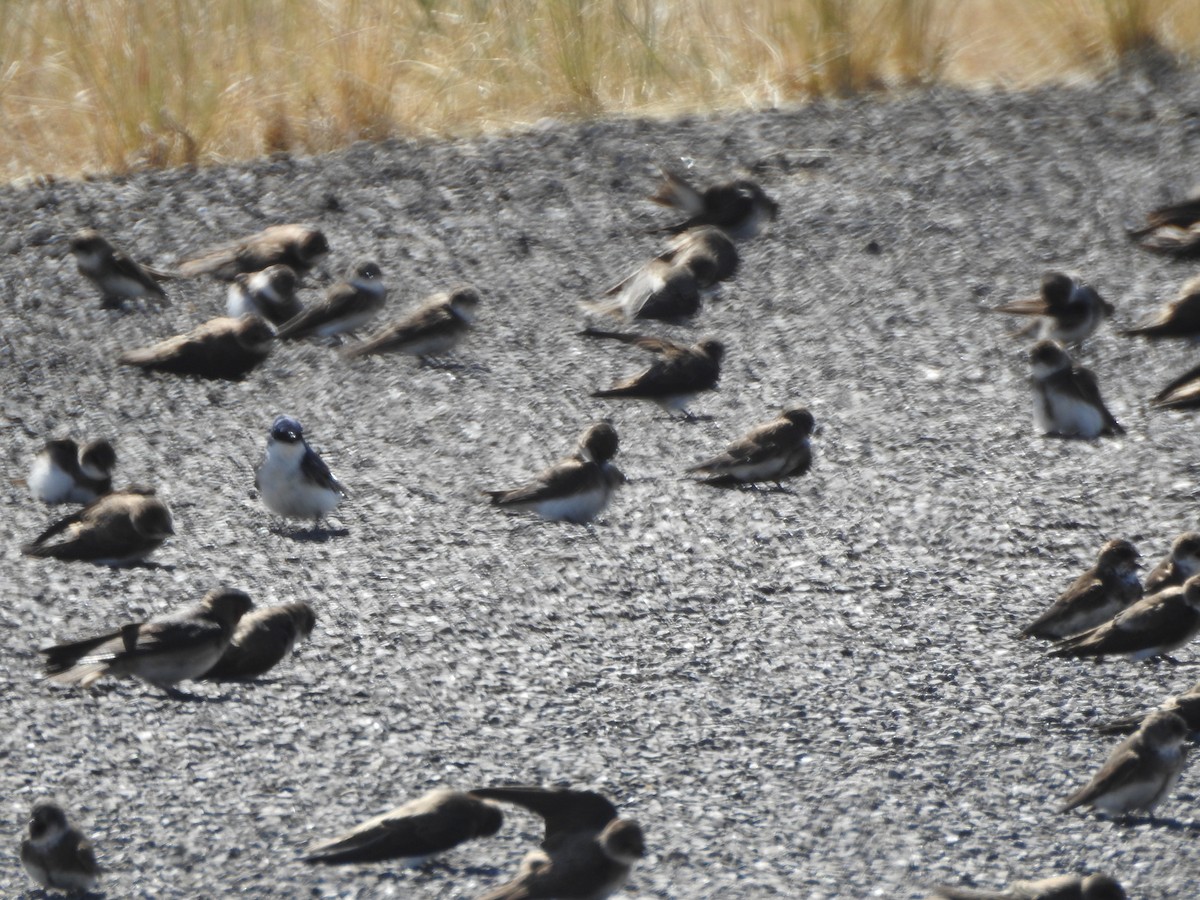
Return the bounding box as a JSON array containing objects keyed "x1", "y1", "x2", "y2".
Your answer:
[
  {"x1": 203, "y1": 601, "x2": 316, "y2": 680},
  {"x1": 1096, "y1": 681, "x2": 1200, "y2": 737},
  {"x1": 177, "y1": 224, "x2": 330, "y2": 280},
  {"x1": 255, "y1": 416, "x2": 347, "y2": 522},
  {"x1": 1048, "y1": 574, "x2": 1200, "y2": 663},
  {"x1": 1060, "y1": 710, "x2": 1189, "y2": 817},
  {"x1": 275, "y1": 260, "x2": 386, "y2": 341},
  {"x1": 226, "y1": 264, "x2": 302, "y2": 326},
  {"x1": 649, "y1": 169, "x2": 778, "y2": 239},
  {"x1": 20, "y1": 801, "x2": 101, "y2": 894},
  {"x1": 928, "y1": 873, "x2": 1126, "y2": 900},
  {"x1": 584, "y1": 328, "x2": 724, "y2": 418},
  {"x1": 992, "y1": 272, "x2": 1112, "y2": 344},
  {"x1": 304, "y1": 789, "x2": 503, "y2": 866},
  {"x1": 29, "y1": 438, "x2": 116, "y2": 504},
  {"x1": 487, "y1": 422, "x2": 625, "y2": 524},
  {"x1": 341, "y1": 287, "x2": 479, "y2": 363},
  {"x1": 471, "y1": 786, "x2": 646, "y2": 900},
  {"x1": 1122, "y1": 274, "x2": 1200, "y2": 340},
  {"x1": 41, "y1": 587, "x2": 253, "y2": 694},
  {"x1": 22, "y1": 487, "x2": 174, "y2": 566},
  {"x1": 1144, "y1": 532, "x2": 1200, "y2": 594},
  {"x1": 68, "y1": 228, "x2": 170, "y2": 309},
  {"x1": 1028, "y1": 340, "x2": 1123, "y2": 438},
  {"x1": 1019, "y1": 539, "x2": 1142, "y2": 641},
  {"x1": 117, "y1": 314, "x2": 275, "y2": 380},
  {"x1": 687, "y1": 405, "x2": 816, "y2": 487}
]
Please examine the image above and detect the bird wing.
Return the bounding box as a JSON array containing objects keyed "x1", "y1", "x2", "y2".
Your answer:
[
  {"x1": 488, "y1": 459, "x2": 600, "y2": 506},
  {"x1": 305, "y1": 801, "x2": 477, "y2": 863},
  {"x1": 1153, "y1": 361, "x2": 1200, "y2": 407},
  {"x1": 1061, "y1": 746, "x2": 1143, "y2": 811},
  {"x1": 468, "y1": 787, "x2": 617, "y2": 849},
  {"x1": 1071, "y1": 368, "x2": 1124, "y2": 434},
  {"x1": 649, "y1": 169, "x2": 704, "y2": 214},
  {"x1": 300, "y1": 446, "x2": 345, "y2": 496},
  {"x1": 690, "y1": 420, "x2": 796, "y2": 472}
]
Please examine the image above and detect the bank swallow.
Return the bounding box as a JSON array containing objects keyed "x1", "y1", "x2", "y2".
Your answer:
[
  {"x1": 1020, "y1": 539, "x2": 1142, "y2": 641},
  {"x1": 583, "y1": 259, "x2": 701, "y2": 323},
  {"x1": 69, "y1": 228, "x2": 170, "y2": 309},
  {"x1": 470, "y1": 786, "x2": 646, "y2": 900},
  {"x1": 1145, "y1": 532, "x2": 1200, "y2": 594},
  {"x1": 584, "y1": 328, "x2": 724, "y2": 417},
  {"x1": 255, "y1": 416, "x2": 347, "y2": 521},
  {"x1": 203, "y1": 601, "x2": 316, "y2": 679},
  {"x1": 23, "y1": 487, "x2": 174, "y2": 566},
  {"x1": 1097, "y1": 681, "x2": 1200, "y2": 736},
  {"x1": 1060, "y1": 709, "x2": 1189, "y2": 817},
  {"x1": 226, "y1": 264, "x2": 302, "y2": 326},
  {"x1": 20, "y1": 801, "x2": 101, "y2": 894},
  {"x1": 1029, "y1": 340, "x2": 1123, "y2": 438},
  {"x1": 1130, "y1": 194, "x2": 1200, "y2": 258},
  {"x1": 304, "y1": 789, "x2": 503, "y2": 865},
  {"x1": 1048, "y1": 574, "x2": 1200, "y2": 662},
  {"x1": 649, "y1": 169, "x2": 778, "y2": 239},
  {"x1": 275, "y1": 260, "x2": 386, "y2": 340},
  {"x1": 341, "y1": 286, "x2": 479, "y2": 362},
  {"x1": 1122, "y1": 274, "x2": 1200, "y2": 340},
  {"x1": 928, "y1": 874, "x2": 1126, "y2": 900},
  {"x1": 177, "y1": 224, "x2": 330, "y2": 280},
  {"x1": 487, "y1": 422, "x2": 625, "y2": 524},
  {"x1": 42, "y1": 588, "x2": 252, "y2": 694},
  {"x1": 117, "y1": 314, "x2": 275, "y2": 380},
  {"x1": 688, "y1": 405, "x2": 815, "y2": 487},
  {"x1": 29, "y1": 438, "x2": 116, "y2": 505},
  {"x1": 994, "y1": 272, "x2": 1112, "y2": 344},
  {"x1": 1151, "y1": 360, "x2": 1200, "y2": 410}
]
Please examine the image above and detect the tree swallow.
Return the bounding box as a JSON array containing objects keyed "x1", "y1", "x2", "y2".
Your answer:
[
  {"x1": 1029, "y1": 340, "x2": 1123, "y2": 438},
  {"x1": 993, "y1": 272, "x2": 1112, "y2": 344},
  {"x1": 29, "y1": 438, "x2": 116, "y2": 504},
  {"x1": 470, "y1": 786, "x2": 646, "y2": 900},
  {"x1": 20, "y1": 800, "x2": 101, "y2": 894},
  {"x1": 341, "y1": 286, "x2": 479, "y2": 363},
  {"x1": 649, "y1": 169, "x2": 778, "y2": 239},
  {"x1": 1020, "y1": 539, "x2": 1142, "y2": 641},
  {"x1": 118, "y1": 314, "x2": 276, "y2": 380},
  {"x1": 304, "y1": 789, "x2": 503, "y2": 866},
  {"x1": 688, "y1": 405, "x2": 816, "y2": 487},
  {"x1": 202, "y1": 601, "x2": 316, "y2": 680},
  {"x1": 177, "y1": 224, "x2": 330, "y2": 280},
  {"x1": 23, "y1": 487, "x2": 174, "y2": 566},
  {"x1": 68, "y1": 228, "x2": 171, "y2": 309},
  {"x1": 255, "y1": 416, "x2": 347, "y2": 521},
  {"x1": 226, "y1": 264, "x2": 302, "y2": 326},
  {"x1": 1060, "y1": 710, "x2": 1189, "y2": 817},
  {"x1": 41, "y1": 587, "x2": 253, "y2": 694},
  {"x1": 275, "y1": 260, "x2": 386, "y2": 341},
  {"x1": 487, "y1": 422, "x2": 625, "y2": 524}
]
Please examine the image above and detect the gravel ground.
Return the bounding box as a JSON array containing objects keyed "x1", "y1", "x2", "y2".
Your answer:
[{"x1": 5, "y1": 70, "x2": 1200, "y2": 899}]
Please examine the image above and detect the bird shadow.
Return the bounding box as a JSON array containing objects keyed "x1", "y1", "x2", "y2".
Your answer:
[
  {"x1": 273, "y1": 525, "x2": 350, "y2": 542},
  {"x1": 1106, "y1": 813, "x2": 1200, "y2": 832}
]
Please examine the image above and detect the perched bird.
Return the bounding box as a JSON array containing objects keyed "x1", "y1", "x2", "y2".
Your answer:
[
  {"x1": 649, "y1": 169, "x2": 778, "y2": 239},
  {"x1": 928, "y1": 873, "x2": 1126, "y2": 900},
  {"x1": 1019, "y1": 539, "x2": 1142, "y2": 641},
  {"x1": 663, "y1": 226, "x2": 739, "y2": 288},
  {"x1": 68, "y1": 227, "x2": 170, "y2": 309},
  {"x1": 1122, "y1": 274, "x2": 1200, "y2": 340},
  {"x1": 471, "y1": 786, "x2": 646, "y2": 900},
  {"x1": 226, "y1": 264, "x2": 302, "y2": 326},
  {"x1": 1151, "y1": 360, "x2": 1200, "y2": 410},
  {"x1": 29, "y1": 438, "x2": 116, "y2": 504},
  {"x1": 202, "y1": 601, "x2": 316, "y2": 679},
  {"x1": 487, "y1": 422, "x2": 625, "y2": 524},
  {"x1": 687, "y1": 405, "x2": 816, "y2": 487},
  {"x1": 275, "y1": 260, "x2": 386, "y2": 341},
  {"x1": 1060, "y1": 710, "x2": 1189, "y2": 817},
  {"x1": 584, "y1": 328, "x2": 724, "y2": 418},
  {"x1": 177, "y1": 224, "x2": 329, "y2": 280},
  {"x1": 341, "y1": 286, "x2": 479, "y2": 362},
  {"x1": 41, "y1": 587, "x2": 253, "y2": 694},
  {"x1": 993, "y1": 272, "x2": 1112, "y2": 344},
  {"x1": 117, "y1": 314, "x2": 275, "y2": 381},
  {"x1": 304, "y1": 789, "x2": 503, "y2": 866},
  {"x1": 1129, "y1": 194, "x2": 1200, "y2": 257},
  {"x1": 255, "y1": 416, "x2": 347, "y2": 522},
  {"x1": 1029, "y1": 340, "x2": 1123, "y2": 438},
  {"x1": 1144, "y1": 532, "x2": 1200, "y2": 594},
  {"x1": 1097, "y1": 681, "x2": 1200, "y2": 737},
  {"x1": 22, "y1": 488, "x2": 174, "y2": 566},
  {"x1": 1048, "y1": 574, "x2": 1200, "y2": 663},
  {"x1": 20, "y1": 800, "x2": 100, "y2": 894}
]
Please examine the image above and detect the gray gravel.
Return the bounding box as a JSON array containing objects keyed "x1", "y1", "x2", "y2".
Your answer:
[{"x1": 5, "y1": 70, "x2": 1200, "y2": 899}]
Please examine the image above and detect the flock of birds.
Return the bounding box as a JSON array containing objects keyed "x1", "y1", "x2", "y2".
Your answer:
[{"x1": 16, "y1": 158, "x2": 1200, "y2": 898}]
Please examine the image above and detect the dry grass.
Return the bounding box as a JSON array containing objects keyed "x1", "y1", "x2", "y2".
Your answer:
[{"x1": 1, "y1": 0, "x2": 1197, "y2": 180}]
